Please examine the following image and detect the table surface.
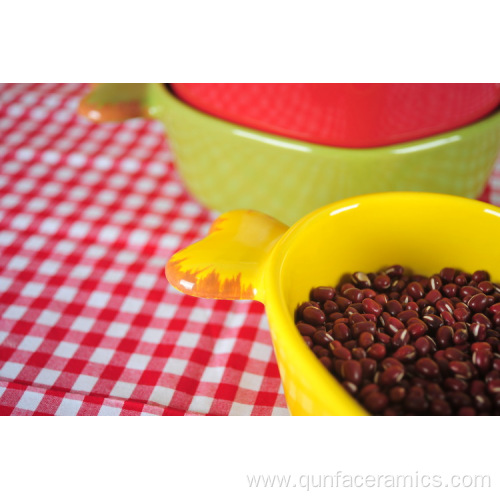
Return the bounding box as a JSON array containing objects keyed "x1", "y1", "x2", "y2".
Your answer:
[{"x1": 0, "y1": 83, "x2": 499, "y2": 416}]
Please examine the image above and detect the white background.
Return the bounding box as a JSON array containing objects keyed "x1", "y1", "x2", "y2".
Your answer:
[
  {"x1": 2, "y1": 0, "x2": 499, "y2": 82},
  {"x1": 2, "y1": 418, "x2": 499, "y2": 499}
]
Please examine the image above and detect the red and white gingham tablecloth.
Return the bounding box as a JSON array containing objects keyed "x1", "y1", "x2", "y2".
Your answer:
[
  {"x1": 0, "y1": 83, "x2": 289, "y2": 416},
  {"x1": 0, "y1": 84, "x2": 499, "y2": 416}
]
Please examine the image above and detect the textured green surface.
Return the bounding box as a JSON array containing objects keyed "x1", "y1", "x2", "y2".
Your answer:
[{"x1": 93, "y1": 83, "x2": 500, "y2": 225}]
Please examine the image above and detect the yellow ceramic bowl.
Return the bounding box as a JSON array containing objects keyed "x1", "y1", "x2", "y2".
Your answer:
[
  {"x1": 166, "y1": 192, "x2": 500, "y2": 415},
  {"x1": 79, "y1": 84, "x2": 500, "y2": 226}
]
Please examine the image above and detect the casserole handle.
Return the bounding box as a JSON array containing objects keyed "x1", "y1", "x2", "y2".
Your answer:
[
  {"x1": 78, "y1": 83, "x2": 152, "y2": 122},
  {"x1": 166, "y1": 210, "x2": 289, "y2": 303}
]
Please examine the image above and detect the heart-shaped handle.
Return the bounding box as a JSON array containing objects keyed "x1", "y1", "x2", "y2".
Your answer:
[
  {"x1": 78, "y1": 83, "x2": 155, "y2": 122},
  {"x1": 166, "y1": 210, "x2": 289, "y2": 302}
]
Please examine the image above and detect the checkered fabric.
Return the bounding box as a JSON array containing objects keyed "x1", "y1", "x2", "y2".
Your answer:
[{"x1": 0, "y1": 83, "x2": 289, "y2": 416}]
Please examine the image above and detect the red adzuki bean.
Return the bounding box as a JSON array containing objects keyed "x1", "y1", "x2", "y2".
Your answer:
[
  {"x1": 303, "y1": 306, "x2": 326, "y2": 326},
  {"x1": 310, "y1": 286, "x2": 335, "y2": 302},
  {"x1": 297, "y1": 266, "x2": 500, "y2": 415},
  {"x1": 362, "y1": 298, "x2": 383, "y2": 316}
]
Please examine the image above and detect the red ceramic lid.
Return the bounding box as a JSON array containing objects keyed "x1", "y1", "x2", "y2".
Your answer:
[{"x1": 171, "y1": 83, "x2": 500, "y2": 148}]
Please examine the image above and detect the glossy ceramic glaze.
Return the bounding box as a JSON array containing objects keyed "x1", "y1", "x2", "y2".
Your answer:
[
  {"x1": 172, "y1": 83, "x2": 500, "y2": 147},
  {"x1": 79, "y1": 83, "x2": 500, "y2": 226},
  {"x1": 166, "y1": 193, "x2": 500, "y2": 415}
]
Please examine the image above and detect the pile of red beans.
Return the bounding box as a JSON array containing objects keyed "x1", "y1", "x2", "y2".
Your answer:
[{"x1": 295, "y1": 266, "x2": 500, "y2": 415}]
